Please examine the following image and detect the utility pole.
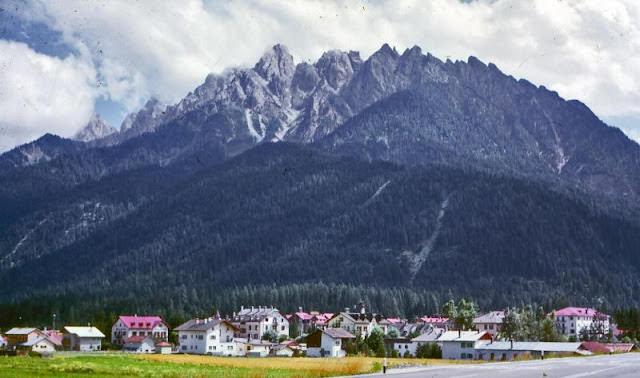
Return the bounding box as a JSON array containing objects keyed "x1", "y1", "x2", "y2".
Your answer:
[{"x1": 53, "y1": 313, "x2": 57, "y2": 330}]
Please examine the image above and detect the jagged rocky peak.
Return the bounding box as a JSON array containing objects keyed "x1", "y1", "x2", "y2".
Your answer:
[
  {"x1": 254, "y1": 44, "x2": 295, "y2": 82},
  {"x1": 314, "y1": 49, "x2": 360, "y2": 90},
  {"x1": 73, "y1": 114, "x2": 117, "y2": 142},
  {"x1": 120, "y1": 97, "x2": 166, "y2": 134}
]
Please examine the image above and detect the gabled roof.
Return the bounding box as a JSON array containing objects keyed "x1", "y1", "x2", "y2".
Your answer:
[
  {"x1": 63, "y1": 326, "x2": 105, "y2": 338},
  {"x1": 119, "y1": 315, "x2": 166, "y2": 329},
  {"x1": 233, "y1": 307, "x2": 284, "y2": 322},
  {"x1": 6, "y1": 327, "x2": 39, "y2": 335},
  {"x1": 438, "y1": 331, "x2": 491, "y2": 342},
  {"x1": 155, "y1": 341, "x2": 172, "y2": 347},
  {"x1": 473, "y1": 311, "x2": 505, "y2": 324},
  {"x1": 175, "y1": 318, "x2": 237, "y2": 332},
  {"x1": 323, "y1": 328, "x2": 355, "y2": 339}
]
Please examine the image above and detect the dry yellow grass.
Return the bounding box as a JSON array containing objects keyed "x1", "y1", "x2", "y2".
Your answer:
[{"x1": 139, "y1": 354, "x2": 484, "y2": 377}]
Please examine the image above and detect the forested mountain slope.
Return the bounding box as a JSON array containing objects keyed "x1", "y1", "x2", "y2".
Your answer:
[{"x1": 1, "y1": 143, "x2": 638, "y2": 314}]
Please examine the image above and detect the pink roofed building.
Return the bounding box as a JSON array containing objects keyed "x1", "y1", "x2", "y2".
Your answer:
[
  {"x1": 111, "y1": 315, "x2": 169, "y2": 345},
  {"x1": 420, "y1": 316, "x2": 450, "y2": 330},
  {"x1": 552, "y1": 307, "x2": 610, "y2": 338},
  {"x1": 288, "y1": 309, "x2": 334, "y2": 336}
]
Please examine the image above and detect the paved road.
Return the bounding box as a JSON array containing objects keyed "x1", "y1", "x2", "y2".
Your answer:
[{"x1": 352, "y1": 353, "x2": 640, "y2": 378}]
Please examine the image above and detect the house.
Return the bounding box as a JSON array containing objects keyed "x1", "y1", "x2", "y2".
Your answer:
[
  {"x1": 552, "y1": 307, "x2": 610, "y2": 338},
  {"x1": 155, "y1": 341, "x2": 173, "y2": 354},
  {"x1": 474, "y1": 341, "x2": 585, "y2": 360},
  {"x1": 111, "y1": 315, "x2": 169, "y2": 345},
  {"x1": 439, "y1": 331, "x2": 492, "y2": 360},
  {"x1": 14, "y1": 335, "x2": 58, "y2": 355},
  {"x1": 175, "y1": 316, "x2": 237, "y2": 356},
  {"x1": 230, "y1": 306, "x2": 289, "y2": 341},
  {"x1": 42, "y1": 330, "x2": 63, "y2": 347},
  {"x1": 326, "y1": 304, "x2": 379, "y2": 337},
  {"x1": 4, "y1": 327, "x2": 60, "y2": 354},
  {"x1": 233, "y1": 338, "x2": 275, "y2": 357},
  {"x1": 62, "y1": 326, "x2": 105, "y2": 351},
  {"x1": 473, "y1": 311, "x2": 505, "y2": 337},
  {"x1": 313, "y1": 313, "x2": 333, "y2": 330},
  {"x1": 271, "y1": 343, "x2": 295, "y2": 357},
  {"x1": 0, "y1": 334, "x2": 7, "y2": 349},
  {"x1": 305, "y1": 328, "x2": 355, "y2": 357},
  {"x1": 123, "y1": 335, "x2": 157, "y2": 353},
  {"x1": 396, "y1": 321, "x2": 430, "y2": 337}
]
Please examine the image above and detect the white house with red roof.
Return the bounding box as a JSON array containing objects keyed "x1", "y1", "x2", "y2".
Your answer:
[
  {"x1": 111, "y1": 315, "x2": 169, "y2": 345},
  {"x1": 552, "y1": 307, "x2": 610, "y2": 338},
  {"x1": 175, "y1": 316, "x2": 238, "y2": 356}
]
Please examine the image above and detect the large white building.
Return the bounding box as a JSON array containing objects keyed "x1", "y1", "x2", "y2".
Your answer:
[
  {"x1": 439, "y1": 331, "x2": 492, "y2": 360},
  {"x1": 552, "y1": 307, "x2": 610, "y2": 338},
  {"x1": 62, "y1": 326, "x2": 105, "y2": 351},
  {"x1": 326, "y1": 304, "x2": 379, "y2": 337},
  {"x1": 230, "y1": 306, "x2": 289, "y2": 341},
  {"x1": 175, "y1": 317, "x2": 238, "y2": 356},
  {"x1": 111, "y1": 315, "x2": 169, "y2": 345}
]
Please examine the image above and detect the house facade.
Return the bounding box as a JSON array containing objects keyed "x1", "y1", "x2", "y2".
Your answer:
[
  {"x1": 327, "y1": 308, "x2": 378, "y2": 337},
  {"x1": 111, "y1": 315, "x2": 169, "y2": 345},
  {"x1": 474, "y1": 341, "x2": 584, "y2": 361},
  {"x1": 305, "y1": 328, "x2": 355, "y2": 357},
  {"x1": 62, "y1": 326, "x2": 105, "y2": 351},
  {"x1": 439, "y1": 331, "x2": 493, "y2": 360},
  {"x1": 473, "y1": 311, "x2": 505, "y2": 337},
  {"x1": 230, "y1": 306, "x2": 289, "y2": 341},
  {"x1": 552, "y1": 307, "x2": 610, "y2": 338},
  {"x1": 175, "y1": 317, "x2": 237, "y2": 356}
]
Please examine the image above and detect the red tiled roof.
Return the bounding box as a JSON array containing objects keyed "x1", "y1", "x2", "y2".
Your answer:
[
  {"x1": 119, "y1": 315, "x2": 165, "y2": 329},
  {"x1": 385, "y1": 317, "x2": 404, "y2": 324},
  {"x1": 294, "y1": 312, "x2": 314, "y2": 320},
  {"x1": 155, "y1": 341, "x2": 172, "y2": 347}
]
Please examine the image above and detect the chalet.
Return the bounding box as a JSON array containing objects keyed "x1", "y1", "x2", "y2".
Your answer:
[
  {"x1": 62, "y1": 326, "x2": 105, "y2": 351},
  {"x1": 288, "y1": 309, "x2": 335, "y2": 336},
  {"x1": 230, "y1": 306, "x2": 289, "y2": 341},
  {"x1": 474, "y1": 341, "x2": 585, "y2": 360},
  {"x1": 111, "y1": 315, "x2": 169, "y2": 345},
  {"x1": 439, "y1": 331, "x2": 492, "y2": 360},
  {"x1": 473, "y1": 311, "x2": 505, "y2": 337},
  {"x1": 326, "y1": 304, "x2": 379, "y2": 337},
  {"x1": 175, "y1": 317, "x2": 237, "y2": 356},
  {"x1": 313, "y1": 313, "x2": 333, "y2": 330},
  {"x1": 123, "y1": 335, "x2": 156, "y2": 353},
  {"x1": 4, "y1": 327, "x2": 61, "y2": 354},
  {"x1": 552, "y1": 307, "x2": 610, "y2": 338},
  {"x1": 305, "y1": 328, "x2": 355, "y2": 358}
]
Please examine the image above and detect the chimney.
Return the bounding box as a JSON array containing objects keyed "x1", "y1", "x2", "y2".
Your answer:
[
  {"x1": 299, "y1": 307, "x2": 303, "y2": 313},
  {"x1": 345, "y1": 307, "x2": 350, "y2": 313},
  {"x1": 241, "y1": 305, "x2": 244, "y2": 311},
  {"x1": 458, "y1": 329, "x2": 461, "y2": 338}
]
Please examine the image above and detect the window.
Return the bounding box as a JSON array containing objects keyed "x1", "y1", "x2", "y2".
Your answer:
[
  {"x1": 182, "y1": 335, "x2": 187, "y2": 339},
  {"x1": 210, "y1": 335, "x2": 216, "y2": 340},
  {"x1": 181, "y1": 345, "x2": 187, "y2": 350},
  {"x1": 132, "y1": 331, "x2": 137, "y2": 336},
  {"x1": 197, "y1": 335, "x2": 204, "y2": 340}
]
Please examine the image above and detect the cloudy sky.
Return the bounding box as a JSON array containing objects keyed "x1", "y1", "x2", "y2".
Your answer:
[{"x1": 1, "y1": 0, "x2": 639, "y2": 152}]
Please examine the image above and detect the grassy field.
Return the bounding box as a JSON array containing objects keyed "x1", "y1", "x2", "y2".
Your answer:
[{"x1": 0, "y1": 353, "x2": 481, "y2": 377}]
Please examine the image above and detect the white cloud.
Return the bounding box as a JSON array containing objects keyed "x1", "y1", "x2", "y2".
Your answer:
[
  {"x1": 0, "y1": 39, "x2": 97, "y2": 152},
  {"x1": 3, "y1": 0, "x2": 640, "y2": 150}
]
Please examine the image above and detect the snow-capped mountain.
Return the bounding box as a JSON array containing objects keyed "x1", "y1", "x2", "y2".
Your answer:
[{"x1": 73, "y1": 114, "x2": 117, "y2": 142}]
